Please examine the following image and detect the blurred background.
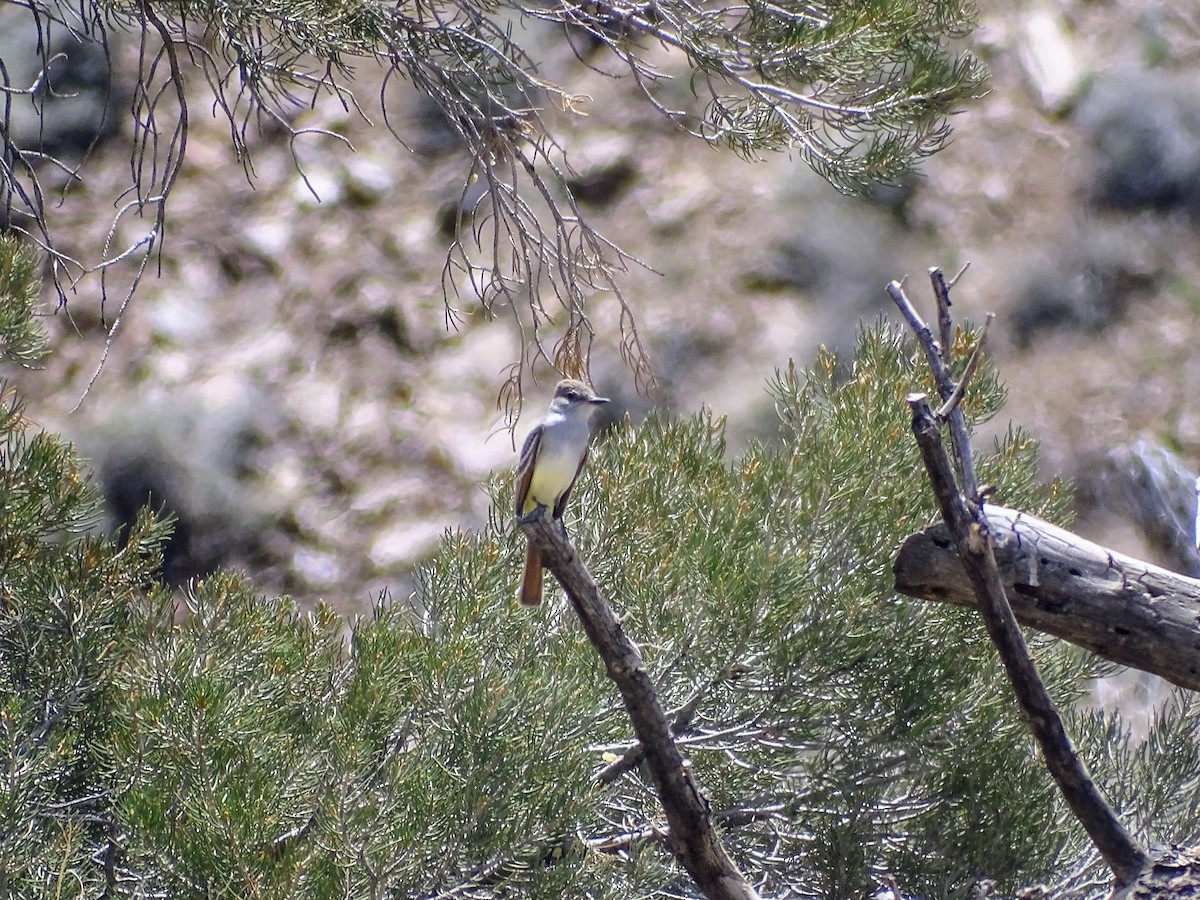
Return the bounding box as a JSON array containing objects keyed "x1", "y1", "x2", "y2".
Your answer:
[{"x1": 2, "y1": 1, "x2": 1200, "y2": 616}]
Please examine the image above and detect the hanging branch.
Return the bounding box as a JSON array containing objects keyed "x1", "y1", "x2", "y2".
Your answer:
[
  {"x1": 887, "y1": 271, "x2": 1148, "y2": 891},
  {"x1": 517, "y1": 510, "x2": 761, "y2": 900}
]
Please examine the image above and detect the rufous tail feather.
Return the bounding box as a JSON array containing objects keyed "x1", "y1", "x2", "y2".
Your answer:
[{"x1": 519, "y1": 543, "x2": 543, "y2": 606}]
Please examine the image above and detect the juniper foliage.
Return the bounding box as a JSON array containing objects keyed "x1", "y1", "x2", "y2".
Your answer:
[
  {"x1": 3, "y1": 0, "x2": 987, "y2": 399},
  {"x1": 0, "y1": 237, "x2": 172, "y2": 895},
  {"x1": 1, "y1": 241, "x2": 1198, "y2": 896}
]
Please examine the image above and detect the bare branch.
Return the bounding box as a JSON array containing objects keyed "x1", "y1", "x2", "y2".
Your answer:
[
  {"x1": 905, "y1": 393, "x2": 1146, "y2": 888},
  {"x1": 886, "y1": 273, "x2": 980, "y2": 499},
  {"x1": 934, "y1": 312, "x2": 992, "y2": 420},
  {"x1": 518, "y1": 508, "x2": 761, "y2": 900},
  {"x1": 931, "y1": 265, "x2": 955, "y2": 367},
  {"x1": 892, "y1": 272, "x2": 1147, "y2": 888},
  {"x1": 894, "y1": 505, "x2": 1200, "y2": 692}
]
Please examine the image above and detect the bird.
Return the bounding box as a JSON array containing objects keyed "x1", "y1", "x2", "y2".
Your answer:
[{"x1": 514, "y1": 379, "x2": 610, "y2": 606}]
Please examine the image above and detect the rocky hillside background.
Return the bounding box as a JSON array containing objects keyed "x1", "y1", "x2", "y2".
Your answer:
[{"x1": 3, "y1": 1, "x2": 1200, "y2": 619}]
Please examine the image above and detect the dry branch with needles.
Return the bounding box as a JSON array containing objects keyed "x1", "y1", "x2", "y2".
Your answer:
[{"x1": 888, "y1": 270, "x2": 1148, "y2": 892}]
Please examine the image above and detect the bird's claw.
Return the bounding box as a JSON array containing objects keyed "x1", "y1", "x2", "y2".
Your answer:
[{"x1": 517, "y1": 503, "x2": 549, "y2": 526}]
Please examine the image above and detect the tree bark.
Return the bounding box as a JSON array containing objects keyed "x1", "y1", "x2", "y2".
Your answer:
[
  {"x1": 889, "y1": 272, "x2": 1147, "y2": 890},
  {"x1": 894, "y1": 505, "x2": 1200, "y2": 692},
  {"x1": 905, "y1": 397, "x2": 1146, "y2": 888},
  {"x1": 518, "y1": 512, "x2": 761, "y2": 900}
]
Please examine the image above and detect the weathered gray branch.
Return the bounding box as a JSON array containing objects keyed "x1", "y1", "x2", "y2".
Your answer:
[
  {"x1": 887, "y1": 276, "x2": 984, "y2": 498},
  {"x1": 886, "y1": 268, "x2": 1200, "y2": 895},
  {"x1": 891, "y1": 268, "x2": 1146, "y2": 890},
  {"x1": 517, "y1": 511, "x2": 761, "y2": 900},
  {"x1": 894, "y1": 505, "x2": 1200, "y2": 692},
  {"x1": 905, "y1": 396, "x2": 1146, "y2": 888}
]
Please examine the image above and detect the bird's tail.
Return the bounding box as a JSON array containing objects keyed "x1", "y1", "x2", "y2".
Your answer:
[{"x1": 518, "y1": 543, "x2": 543, "y2": 606}]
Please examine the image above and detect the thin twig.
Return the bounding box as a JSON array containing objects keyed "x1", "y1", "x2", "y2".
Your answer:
[
  {"x1": 946, "y1": 261, "x2": 971, "y2": 287},
  {"x1": 934, "y1": 313, "x2": 992, "y2": 421},
  {"x1": 930, "y1": 266, "x2": 954, "y2": 367},
  {"x1": 885, "y1": 276, "x2": 979, "y2": 499}
]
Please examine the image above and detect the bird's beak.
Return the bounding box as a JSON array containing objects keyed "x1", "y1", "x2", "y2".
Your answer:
[{"x1": 590, "y1": 396, "x2": 610, "y2": 405}]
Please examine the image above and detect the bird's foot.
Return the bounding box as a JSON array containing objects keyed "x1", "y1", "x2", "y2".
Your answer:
[{"x1": 517, "y1": 503, "x2": 549, "y2": 526}]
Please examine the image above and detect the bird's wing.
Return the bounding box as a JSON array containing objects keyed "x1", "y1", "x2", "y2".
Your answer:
[
  {"x1": 515, "y1": 424, "x2": 542, "y2": 517},
  {"x1": 553, "y1": 447, "x2": 588, "y2": 520}
]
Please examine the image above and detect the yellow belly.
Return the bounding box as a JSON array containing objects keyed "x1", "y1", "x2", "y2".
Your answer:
[{"x1": 524, "y1": 450, "x2": 580, "y2": 513}]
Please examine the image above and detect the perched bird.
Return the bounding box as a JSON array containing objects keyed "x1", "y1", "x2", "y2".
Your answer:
[{"x1": 514, "y1": 379, "x2": 609, "y2": 606}]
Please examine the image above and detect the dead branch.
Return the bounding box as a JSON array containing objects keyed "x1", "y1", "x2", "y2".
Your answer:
[
  {"x1": 517, "y1": 509, "x2": 761, "y2": 900},
  {"x1": 890, "y1": 270, "x2": 1147, "y2": 890},
  {"x1": 905, "y1": 394, "x2": 1145, "y2": 888},
  {"x1": 894, "y1": 505, "x2": 1200, "y2": 692}
]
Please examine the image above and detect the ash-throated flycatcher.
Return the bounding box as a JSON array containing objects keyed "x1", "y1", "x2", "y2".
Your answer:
[{"x1": 515, "y1": 379, "x2": 609, "y2": 606}]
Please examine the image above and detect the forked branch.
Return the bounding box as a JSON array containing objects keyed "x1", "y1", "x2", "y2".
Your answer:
[{"x1": 888, "y1": 271, "x2": 1147, "y2": 890}]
